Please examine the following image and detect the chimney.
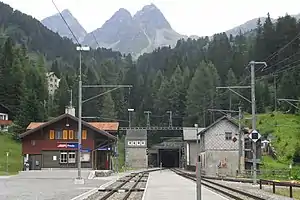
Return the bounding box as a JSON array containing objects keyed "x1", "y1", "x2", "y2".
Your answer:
[{"x1": 65, "y1": 105, "x2": 76, "y2": 117}]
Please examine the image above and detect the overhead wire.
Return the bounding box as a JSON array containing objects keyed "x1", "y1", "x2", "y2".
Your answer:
[{"x1": 51, "y1": 0, "x2": 81, "y2": 46}]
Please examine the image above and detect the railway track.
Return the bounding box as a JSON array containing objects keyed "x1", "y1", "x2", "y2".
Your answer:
[
  {"x1": 171, "y1": 168, "x2": 266, "y2": 200},
  {"x1": 84, "y1": 168, "x2": 161, "y2": 200}
]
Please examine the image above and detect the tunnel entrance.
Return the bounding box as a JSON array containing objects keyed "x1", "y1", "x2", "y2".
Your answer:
[{"x1": 159, "y1": 149, "x2": 179, "y2": 168}]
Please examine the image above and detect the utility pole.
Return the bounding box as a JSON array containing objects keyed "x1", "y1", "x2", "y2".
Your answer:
[
  {"x1": 69, "y1": 89, "x2": 73, "y2": 107},
  {"x1": 273, "y1": 75, "x2": 277, "y2": 112},
  {"x1": 250, "y1": 61, "x2": 257, "y2": 185},
  {"x1": 76, "y1": 46, "x2": 90, "y2": 184},
  {"x1": 144, "y1": 111, "x2": 151, "y2": 128},
  {"x1": 216, "y1": 60, "x2": 266, "y2": 185},
  {"x1": 238, "y1": 106, "x2": 243, "y2": 174},
  {"x1": 195, "y1": 123, "x2": 201, "y2": 200},
  {"x1": 128, "y1": 108, "x2": 134, "y2": 128},
  {"x1": 250, "y1": 61, "x2": 266, "y2": 184},
  {"x1": 166, "y1": 111, "x2": 173, "y2": 127}
]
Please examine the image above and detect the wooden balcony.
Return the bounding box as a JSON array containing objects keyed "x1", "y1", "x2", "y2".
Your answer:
[{"x1": 0, "y1": 120, "x2": 12, "y2": 125}]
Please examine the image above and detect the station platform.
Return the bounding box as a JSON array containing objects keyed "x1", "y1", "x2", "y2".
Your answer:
[{"x1": 142, "y1": 169, "x2": 228, "y2": 200}]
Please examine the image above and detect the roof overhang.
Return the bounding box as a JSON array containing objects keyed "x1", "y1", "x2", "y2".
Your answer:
[{"x1": 19, "y1": 114, "x2": 116, "y2": 140}]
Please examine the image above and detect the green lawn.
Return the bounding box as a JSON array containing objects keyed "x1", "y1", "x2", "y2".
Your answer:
[
  {"x1": 0, "y1": 133, "x2": 22, "y2": 175},
  {"x1": 243, "y1": 112, "x2": 300, "y2": 163}
]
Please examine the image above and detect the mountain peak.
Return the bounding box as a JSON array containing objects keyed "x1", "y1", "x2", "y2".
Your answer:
[
  {"x1": 61, "y1": 9, "x2": 72, "y2": 15},
  {"x1": 112, "y1": 8, "x2": 132, "y2": 19},
  {"x1": 41, "y1": 9, "x2": 87, "y2": 43},
  {"x1": 134, "y1": 3, "x2": 171, "y2": 29},
  {"x1": 142, "y1": 3, "x2": 158, "y2": 11}
]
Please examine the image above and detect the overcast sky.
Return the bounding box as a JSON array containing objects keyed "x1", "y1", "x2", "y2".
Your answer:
[{"x1": 2, "y1": 0, "x2": 300, "y2": 36}]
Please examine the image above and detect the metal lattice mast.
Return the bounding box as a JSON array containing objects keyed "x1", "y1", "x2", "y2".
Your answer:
[
  {"x1": 166, "y1": 111, "x2": 173, "y2": 127},
  {"x1": 144, "y1": 111, "x2": 151, "y2": 128}
]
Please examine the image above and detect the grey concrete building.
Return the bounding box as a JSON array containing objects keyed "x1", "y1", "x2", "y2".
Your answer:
[
  {"x1": 183, "y1": 116, "x2": 261, "y2": 176},
  {"x1": 125, "y1": 129, "x2": 147, "y2": 168},
  {"x1": 183, "y1": 127, "x2": 205, "y2": 171}
]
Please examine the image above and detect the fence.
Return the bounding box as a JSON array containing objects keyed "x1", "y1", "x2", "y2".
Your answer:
[
  {"x1": 260, "y1": 179, "x2": 300, "y2": 198},
  {"x1": 242, "y1": 169, "x2": 294, "y2": 179}
]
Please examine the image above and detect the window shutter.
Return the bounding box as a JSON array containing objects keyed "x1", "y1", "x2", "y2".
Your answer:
[
  {"x1": 63, "y1": 130, "x2": 68, "y2": 140},
  {"x1": 82, "y1": 130, "x2": 87, "y2": 140},
  {"x1": 69, "y1": 130, "x2": 74, "y2": 139},
  {"x1": 49, "y1": 130, "x2": 55, "y2": 139}
]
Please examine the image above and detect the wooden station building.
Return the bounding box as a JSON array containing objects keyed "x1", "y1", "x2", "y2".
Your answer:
[{"x1": 19, "y1": 109, "x2": 118, "y2": 170}]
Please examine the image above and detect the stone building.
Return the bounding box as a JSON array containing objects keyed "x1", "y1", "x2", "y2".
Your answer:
[
  {"x1": 183, "y1": 116, "x2": 261, "y2": 176},
  {"x1": 125, "y1": 129, "x2": 147, "y2": 168},
  {"x1": 46, "y1": 72, "x2": 60, "y2": 96}
]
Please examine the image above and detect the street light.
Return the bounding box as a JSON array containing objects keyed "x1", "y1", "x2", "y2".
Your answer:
[
  {"x1": 195, "y1": 123, "x2": 201, "y2": 200},
  {"x1": 75, "y1": 45, "x2": 90, "y2": 185},
  {"x1": 128, "y1": 108, "x2": 134, "y2": 128}
]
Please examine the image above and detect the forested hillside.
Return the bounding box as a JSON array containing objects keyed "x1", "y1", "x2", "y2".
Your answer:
[{"x1": 1, "y1": 1, "x2": 300, "y2": 162}]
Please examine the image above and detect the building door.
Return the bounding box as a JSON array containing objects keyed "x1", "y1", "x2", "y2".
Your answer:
[{"x1": 29, "y1": 155, "x2": 42, "y2": 170}]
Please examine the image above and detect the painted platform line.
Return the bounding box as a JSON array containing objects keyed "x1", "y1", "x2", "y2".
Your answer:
[
  {"x1": 71, "y1": 174, "x2": 126, "y2": 200},
  {"x1": 141, "y1": 171, "x2": 151, "y2": 200}
]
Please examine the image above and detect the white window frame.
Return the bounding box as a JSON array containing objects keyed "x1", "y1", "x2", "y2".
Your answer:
[
  {"x1": 68, "y1": 152, "x2": 76, "y2": 163},
  {"x1": 141, "y1": 141, "x2": 146, "y2": 146},
  {"x1": 60, "y1": 152, "x2": 68, "y2": 163},
  {"x1": 137, "y1": 141, "x2": 141, "y2": 146},
  {"x1": 225, "y1": 132, "x2": 232, "y2": 140},
  {"x1": 128, "y1": 141, "x2": 133, "y2": 146}
]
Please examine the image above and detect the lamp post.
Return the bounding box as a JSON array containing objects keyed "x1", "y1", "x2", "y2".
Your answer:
[
  {"x1": 75, "y1": 45, "x2": 90, "y2": 184},
  {"x1": 6, "y1": 152, "x2": 9, "y2": 175},
  {"x1": 195, "y1": 123, "x2": 201, "y2": 200},
  {"x1": 128, "y1": 108, "x2": 134, "y2": 128}
]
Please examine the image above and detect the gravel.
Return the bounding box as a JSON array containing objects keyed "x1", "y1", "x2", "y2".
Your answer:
[
  {"x1": 209, "y1": 179, "x2": 293, "y2": 200},
  {"x1": 136, "y1": 182, "x2": 146, "y2": 188},
  {"x1": 84, "y1": 192, "x2": 110, "y2": 200},
  {"x1": 127, "y1": 192, "x2": 143, "y2": 200}
]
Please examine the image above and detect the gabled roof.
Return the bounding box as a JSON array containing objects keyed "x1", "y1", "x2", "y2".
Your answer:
[
  {"x1": 26, "y1": 122, "x2": 119, "y2": 131},
  {"x1": 19, "y1": 113, "x2": 116, "y2": 140},
  {"x1": 0, "y1": 103, "x2": 11, "y2": 113},
  {"x1": 197, "y1": 115, "x2": 242, "y2": 136}
]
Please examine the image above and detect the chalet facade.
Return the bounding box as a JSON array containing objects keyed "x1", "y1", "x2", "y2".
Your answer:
[
  {"x1": 0, "y1": 103, "x2": 12, "y2": 132},
  {"x1": 183, "y1": 116, "x2": 261, "y2": 176},
  {"x1": 20, "y1": 113, "x2": 118, "y2": 170}
]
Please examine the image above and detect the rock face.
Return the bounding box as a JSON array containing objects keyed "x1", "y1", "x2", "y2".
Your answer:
[
  {"x1": 41, "y1": 9, "x2": 87, "y2": 43},
  {"x1": 42, "y1": 4, "x2": 185, "y2": 57},
  {"x1": 83, "y1": 4, "x2": 185, "y2": 57}
]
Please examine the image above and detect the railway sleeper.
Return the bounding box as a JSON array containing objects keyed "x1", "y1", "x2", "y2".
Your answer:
[
  {"x1": 117, "y1": 179, "x2": 147, "y2": 182},
  {"x1": 98, "y1": 188, "x2": 145, "y2": 192}
]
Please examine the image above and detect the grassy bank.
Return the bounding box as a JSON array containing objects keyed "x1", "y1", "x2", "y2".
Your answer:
[{"x1": 0, "y1": 132, "x2": 22, "y2": 175}]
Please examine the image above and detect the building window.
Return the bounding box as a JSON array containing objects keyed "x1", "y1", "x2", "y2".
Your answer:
[
  {"x1": 63, "y1": 130, "x2": 68, "y2": 140},
  {"x1": 31, "y1": 140, "x2": 36, "y2": 146},
  {"x1": 132, "y1": 141, "x2": 136, "y2": 146},
  {"x1": 128, "y1": 141, "x2": 132, "y2": 146},
  {"x1": 74, "y1": 131, "x2": 78, "y2": 139},
  {"x1": 82, "y1": 130, "x2": 87, "y2": 140},
  {"x1": 55, "y1": 130, "x2": 62, "y2": 139},
  {"x1": 68, "y1": 152, "x2": 76, "y2": 163},
  {"x1": 69, "y1": 130, "x2": 74, "y2": 139},
  {"x1": 60, "y1": 152, "x2": 68, "y2": 163},
  {"x1": 49, "y1": 130, "x2": 55, "y2": 139},
  {"x1": 141, "y1": 141, "x2": 146, "y2": 146},
  {"x1": 137, "y1": 141, "x2": 141, "y2": 146},
  {"x1": 225, "y1": 132, "x2": 232, "y2": 140}
]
